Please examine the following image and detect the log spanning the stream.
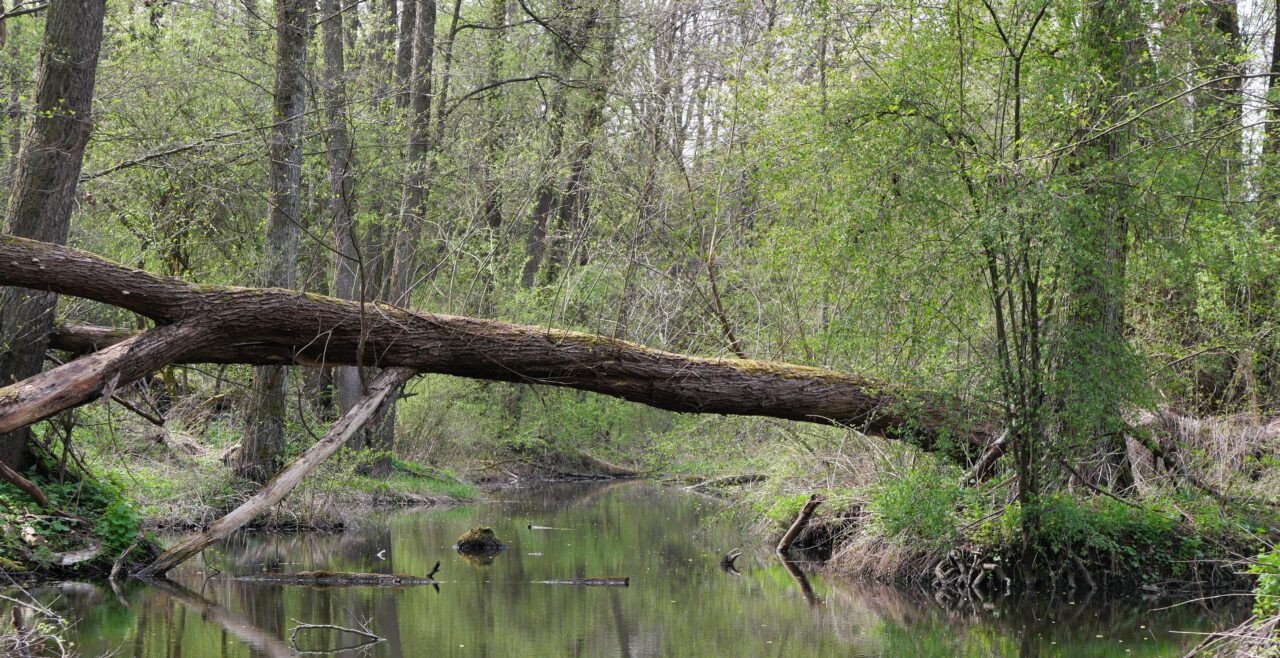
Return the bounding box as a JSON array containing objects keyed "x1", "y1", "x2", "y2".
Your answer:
[
  {"x1": 0, "y1": 235, "x2": 997, "y2": 464},
  {"x1": 0, "y1": 235, "x2": 1004, "y2": 575}
]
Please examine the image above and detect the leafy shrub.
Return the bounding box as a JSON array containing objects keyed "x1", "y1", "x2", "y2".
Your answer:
[
  {"x1": 1250, "y1": 548, "x2": 1280, "y2": 618},
  {"x1": 868, "y1": 464, "x2": 971, "y2": 548}
]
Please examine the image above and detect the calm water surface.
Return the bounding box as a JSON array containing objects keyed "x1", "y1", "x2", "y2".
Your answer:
[{"x1": 17, "y1": 481, "x2": 1247, "y2": 657}]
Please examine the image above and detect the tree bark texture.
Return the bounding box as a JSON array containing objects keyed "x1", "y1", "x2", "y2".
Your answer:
[
  {"x1": 0, "y1": 0, "x2": 106, "y2": 470},
  {"x1": 237, "y1": 0, "x2": 309, "y2": 482},
  {"x1": 391, "y1": 0, "x2": 436, "y2": 303},
  {"x1": 0, "y1": 236, "x2": 997, "y2": 466}
]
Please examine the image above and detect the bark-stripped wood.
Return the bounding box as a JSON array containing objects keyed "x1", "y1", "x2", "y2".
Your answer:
[
  {"x1": 776, "y1": 494, "x2": 824, "y2": 554},
  {"x1": 0, "y1": 322, "x2": 217, "y2": 436},
  {"x1": 0, "y1": 236, "x2": 997, "y2": 464},
  {"x1": 136, "y1": 367, "x2": 416, "y2": 577}
]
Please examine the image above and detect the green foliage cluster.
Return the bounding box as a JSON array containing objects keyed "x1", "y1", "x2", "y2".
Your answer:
[
  {"x1": 0, "y1": 468, "x2": 146, "y2": 571},
  {"x1": 869, "y1": 464, "x2": 974, "y2": 549},
  {"x1": 1251, "y1": 548, "x2": 1280, "y2": 618}
]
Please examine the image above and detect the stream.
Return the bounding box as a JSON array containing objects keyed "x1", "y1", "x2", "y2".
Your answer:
[{"x1": 11, "y1": 481, "x2": 1249, "y2": 657}]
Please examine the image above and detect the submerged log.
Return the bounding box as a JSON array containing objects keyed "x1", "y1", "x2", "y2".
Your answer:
[
  {"x1": 236, "y1": 570, "x2": 440, "y2": 586},
  {"x1": 0, "y1": 235, "x2": 998, "y2": 467},
  {"x1": 686, "y1": 473, "x2": 767, "y2": 492},
  {"x1": 536, "y1": 577, "x2": 629, "y2": 587}
]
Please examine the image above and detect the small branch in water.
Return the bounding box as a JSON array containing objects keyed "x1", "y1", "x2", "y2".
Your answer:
[
  {"x1": 426, "y1": 560, "x2": 441, "y2": 579},
  {"x1": 109, "y1": 539, "x2": 140, "y2": 582},
  {"x1": 289, "y1": 619, "x2": 384, "y2": 652}
]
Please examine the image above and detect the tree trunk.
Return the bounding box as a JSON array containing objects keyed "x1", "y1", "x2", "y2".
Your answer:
[
  {"x1": 237, "y1": 0, "x2": 310, "y2": 482},
  {"x1": 0, "y1": 236, "x2": 998, "y2": 467},
  {"x1": 1057, "y1": 0, "x2": 1146, "y2": 490},
  {"x1": 520, "y1": 7, "x2": 572, "y2": 289},
  {"x1": 547, "y1": 0, "x2": 619, "y2": 277},
  {"x1": 391, "y1": 0, "x2": 436, "y2": 304},
  {"x1": 0, "y1": 0, "x2": 106, "y2": 471},
  {"x1": 394, "y1": 0, "x2": 417, "y2": 110},
  {"x1": 373, "y1": 0, "x2": 438, "y2": 474},
  {"x1": 320, "y1": 0, "x2": 363, "y2": 419},
  {"x1": 1268, "y1": 0, "x2": 1280, "y2": 156},
  {"x1": 478, "y1": 0, "x2": 508, "y2": 313}
]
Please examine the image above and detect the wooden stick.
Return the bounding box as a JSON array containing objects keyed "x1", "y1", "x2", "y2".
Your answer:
[
  {"x1": 0, "y1": 461, "x2": 48, "y2": 508},
  {"x1": 290, "y1": 621, "x2": 383, "y2": 643},
  {"x1": 776, "y1": 494, "x2": 824, "y2": 554}
]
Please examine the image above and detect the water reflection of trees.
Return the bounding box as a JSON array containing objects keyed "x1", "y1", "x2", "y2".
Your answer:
[{"x1": 30, "y1": 481, "x2": 1255, "y2": 657}]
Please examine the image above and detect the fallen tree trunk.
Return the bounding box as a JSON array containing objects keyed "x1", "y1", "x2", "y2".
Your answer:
[
  {"x1": 136, "y1": 367, "x2": 416, "y2": 577},
  {"x1": 1, "y1": 235, "x2": 998, "y2": 465}
]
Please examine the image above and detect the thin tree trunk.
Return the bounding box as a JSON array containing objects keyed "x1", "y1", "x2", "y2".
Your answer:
[
  {"x1": 521, "y1": 9, "x2": 573, "y2": 288},
  {"x1": 481, "y1": 0, "x2": 506, "y2": 234},
  {"x1": 1268, "y1": 0, "x2": 1280, "y2": 155},
  {"x1": 479, "y1": 0, "x2": 507, "y2": 312},
  {"x1": 236, "y1": 0, "x2": 310, "y2": 482},
  {"x1": 0, "y1": 0, "x2": 106, "y2": 471},
  {"x1": 320, "y1": 0, "x2": 363, "y2": 418}
]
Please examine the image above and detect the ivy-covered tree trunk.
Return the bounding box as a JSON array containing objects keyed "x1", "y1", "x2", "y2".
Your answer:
[
  {"x1": 236, "y1": 0, "x2": 309, "y2": 482},
  {"x1": 1057, "y1": 0, "x2": 1148, "y2": 490},
  {"x1": 0, "y1": 0, "x2": 106, "y2": 471}
]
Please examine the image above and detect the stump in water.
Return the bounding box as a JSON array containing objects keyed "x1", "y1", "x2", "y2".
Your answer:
[{"x1": 455, "y1": 527, "x2": 506, "y2": 555}]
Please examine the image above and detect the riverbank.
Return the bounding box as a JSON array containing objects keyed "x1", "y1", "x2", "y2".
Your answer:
[{"x1": 0, "y1": 451, "x2": 477, "y2": 581}]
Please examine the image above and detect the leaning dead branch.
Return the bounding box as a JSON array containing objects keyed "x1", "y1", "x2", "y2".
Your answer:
[
  {"x1": 777, "y1": 494, "x2": 824, "y2": 554},
  {"x1": 135, "y1": 367, "x2": 416, "y2": 577}
]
